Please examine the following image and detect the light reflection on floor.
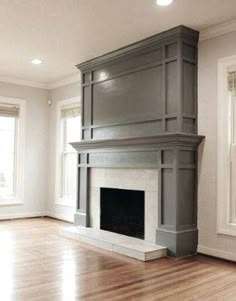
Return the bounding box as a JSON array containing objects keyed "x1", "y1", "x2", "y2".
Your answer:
[
  {"x1": 0, "y1": 220, "x2": 82, "y2": 300},
  {"x1": 61, "y1": 254, "x2": 76, "y2": 301},
  {"x1": 0, "y1": 231, "x2": 14, "y2": 301}
]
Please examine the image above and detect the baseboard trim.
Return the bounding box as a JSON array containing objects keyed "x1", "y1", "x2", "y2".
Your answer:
[
  {"x1": 0, "y1": 211, "x2": 74, "y2": 223},
  {"x1": 46, "y1": 212, "x2": 74, "y2": 223},
  {"x1": 198, "y1": 245, "x2": 236, "y2": 262},
  {"x1": 0, "y1": 212, "x2": 47, "y2": 220}
]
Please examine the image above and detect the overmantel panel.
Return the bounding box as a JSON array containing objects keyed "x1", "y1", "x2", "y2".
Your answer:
[{"x1": 77, "y1": 25, "x2": 199, "y2": 141}]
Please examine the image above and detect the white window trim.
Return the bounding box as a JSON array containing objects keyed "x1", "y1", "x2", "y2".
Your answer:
[
  {"x1": 0, "y1": 96, "x2": 25, "y2": 206},
  {"x1": 217, "y1": 55, "x2": 236, "y2": 236},
  {"x1": 55, "y1": 97, "x2": 80, "y2": 208}
]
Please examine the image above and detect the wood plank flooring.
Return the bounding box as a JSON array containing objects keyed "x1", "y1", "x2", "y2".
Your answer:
[{"x1": 0, "y1": 218, "x2": 236, "y2": 300}]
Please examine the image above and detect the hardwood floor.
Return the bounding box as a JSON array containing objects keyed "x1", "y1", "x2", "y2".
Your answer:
[{"x1": 1, "y1": 218, "x2": 236, "y2": 301}]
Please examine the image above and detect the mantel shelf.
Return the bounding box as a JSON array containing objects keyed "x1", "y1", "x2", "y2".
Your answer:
[{"x1": 71, "y1": 133, "x2": 204, "y2": 152}]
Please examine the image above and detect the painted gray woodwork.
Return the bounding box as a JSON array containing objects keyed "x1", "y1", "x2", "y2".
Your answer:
[
  {"x1": 72, "y1": 134, "x2": 203, "y2": 257},
  {"x1": 78, "y1": 26, "x2": 198, "y2": 141},
  {"x1": 74, "y1": 25, "x2": 203, "y2": 257}
]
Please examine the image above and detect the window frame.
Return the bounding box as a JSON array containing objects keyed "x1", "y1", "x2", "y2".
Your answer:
[
  {"x1": 217, "y1": 55, "x2": 236, "y2": 236},
  {"x1": 0, "y1": 96, "x2": 25, "y2": 206},
  {"x1": 55, "y1": 97, "x2": 80, "y2": 208}
]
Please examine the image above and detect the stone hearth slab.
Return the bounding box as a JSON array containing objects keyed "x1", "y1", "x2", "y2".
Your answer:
[{"x1": 60, "y1": 226, "x2": 167, "y2": 261}]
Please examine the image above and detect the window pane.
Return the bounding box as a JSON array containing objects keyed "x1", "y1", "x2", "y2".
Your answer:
[
  {"x1": 0, "y1": 116, "x2": 15, "y2": 130},
  {"x1": 66, "y1": 115, "x2": 81, "y2": 143},
  {"x1": 0, "y1": 116, "x2": 16, "y2": 197},
  {"x1": 62, "y1": 153, "x2": 77, "y2": 198},
  {"x1": 61, "y1": 108, "x2": 80, "y2": 201},
  {"x1": 0, "y1": 131, "x2": 15, "y2": 153},
  {"x1": 232, "y1": 94, "x2": 236, "y2": 144},
  {"x1": 64, "y1": 115, "x2": 81, "y2": 152}
]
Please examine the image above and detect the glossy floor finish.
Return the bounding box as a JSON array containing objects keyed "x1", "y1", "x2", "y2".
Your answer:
[{"x1": 1, "y1": 218, "x2": 236, "y2": 301}]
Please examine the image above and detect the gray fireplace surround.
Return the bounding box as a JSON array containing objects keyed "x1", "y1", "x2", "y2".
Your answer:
[{"x1": 71, "y1": 25, "x2": 204, "y2": 257}]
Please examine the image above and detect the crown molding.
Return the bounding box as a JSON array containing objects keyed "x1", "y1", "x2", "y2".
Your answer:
[
  {"x1": 0, "y1": 76, "x2": 48, "y2": 89},
  {"x1": 77, "y1": 25, "x2": 199, "y2": 72},
  {"x1": 0, "y1": 73, "x2": 81, "y2": 90},
  {"x1": 200, "y1": 19, "x2": 236, "y2": 41},
  {"x1": 0, "y1": 21, "x2": 235, "y2": 89},
  {"x1": 47, "y1": 73, "x2": 81, "y2": 89}
]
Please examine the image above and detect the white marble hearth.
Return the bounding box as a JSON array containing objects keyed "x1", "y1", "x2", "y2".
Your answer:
[{"x1": 60, "y1": 226, "x2": 167, "y2": 261}]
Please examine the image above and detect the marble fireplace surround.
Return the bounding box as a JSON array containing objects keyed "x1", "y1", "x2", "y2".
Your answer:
[{"x1": 89, "y1": 168, "x2": 158, "y2": 243}]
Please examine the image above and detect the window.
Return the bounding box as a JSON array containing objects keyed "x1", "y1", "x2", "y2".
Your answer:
[
  {"x1": 217, "y1": 57, "x2": 236, "y2": 236},
  {"x1": 55, "y1": 98, "x2": 80, "y2": 207},
  {"x1": 229, "y1": 72, "x2": 236, "y2": 224},
  {"x1": 61, "y1": 107, "x2": 81, "y2": 201},
  {"x1": 0, "y1": 98, "x2": 25, "y2": 205}
]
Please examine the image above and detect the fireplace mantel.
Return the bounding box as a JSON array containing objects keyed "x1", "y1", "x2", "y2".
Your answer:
[
  {"x1": 71, "y1": 25, "x2": 202, "y2": 257},
  {"x1": 72, "y1": 132, "x2": 204, "y2": 257}
]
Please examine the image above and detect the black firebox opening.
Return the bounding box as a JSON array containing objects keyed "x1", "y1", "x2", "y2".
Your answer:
[{"x1": 100, "y1": 187, "x2": 145, "y2": 239}]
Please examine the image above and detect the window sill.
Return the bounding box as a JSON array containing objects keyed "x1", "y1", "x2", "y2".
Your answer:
[
  {"x1": 55, "y1": 199, "x2": 75, "y2": 208},
  {"x1": 217, "y1": 222, "x2": 236, "y2": 237},
  {"x1": 0, "y1": 199, "x2": 23, "y2": 206}
]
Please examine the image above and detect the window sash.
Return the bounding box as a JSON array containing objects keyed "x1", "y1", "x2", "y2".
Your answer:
[
  {"x1": 60, "y1": 106, "x2": 80, "y2": 202},
  {"x1": 230, "y1": 92, "x2": 236, "y2": 223},
  {"x1": 0, "y1": 114, "x2": 18, "y2": 199},
  {"x1": 228, "y1": 72, "x2": 236, "y2": 96},
  {"x1": 61, "y1": 151, "x2": 77, "y2": 199},
  {"x1": 61, "y1": 107, "x2": 80, "y2": 119}
]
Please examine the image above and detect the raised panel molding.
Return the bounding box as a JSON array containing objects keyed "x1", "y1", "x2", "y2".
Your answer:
[{"x1": 78, "y1": 25, "x2": 198, "y2": 141}]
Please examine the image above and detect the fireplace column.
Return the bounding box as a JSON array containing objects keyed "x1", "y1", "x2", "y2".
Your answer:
[
  {"x1": 74, "y1": 153, "x2": 89, "y2": 227},
  {"x1": 156, "y1": 146, "x2": 198, "y2": 257}
]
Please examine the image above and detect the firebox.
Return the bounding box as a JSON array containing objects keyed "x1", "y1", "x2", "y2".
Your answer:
[{"x1": 100, "y1": 187, "x2": 145, "y2": 239}]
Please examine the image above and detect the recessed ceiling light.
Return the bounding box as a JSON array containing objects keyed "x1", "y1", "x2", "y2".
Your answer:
[
  {"x1": 31, "y1": 59, "x2": 42, "y2": 65},
  {"x1": 156, "y1": 0, "x2": 173, "y2": 6}
]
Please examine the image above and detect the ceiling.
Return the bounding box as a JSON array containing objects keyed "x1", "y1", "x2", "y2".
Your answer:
[{"x1": 0, "y1": 0, "x2": 236, "y2": 86}]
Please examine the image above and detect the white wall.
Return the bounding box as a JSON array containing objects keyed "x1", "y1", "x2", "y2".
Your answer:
[
  {"x1": 198, "y1": 31, "x2": 236, "y2": 260},
  {"x1": 0, "y1": 82, "x2": 49, "y2": 219},
  {"x1": 47, "y1": 81, "x2": 81, "y2": 222},
  {"x1": 0, "y1": 80, "x2": 81, "y2": 222}
]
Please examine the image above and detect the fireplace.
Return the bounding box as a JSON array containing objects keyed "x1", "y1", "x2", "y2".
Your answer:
[
  {"x1": 100, "y1": 187, "x2": 145, "y2": 239},
  {"x1": 89, "y1": 168, "x2": 158, "y2": 243},
  {"x1": 69, "y1": 26, "x2": 204, "y2": 257}
]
